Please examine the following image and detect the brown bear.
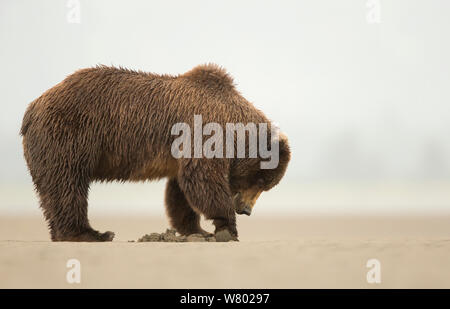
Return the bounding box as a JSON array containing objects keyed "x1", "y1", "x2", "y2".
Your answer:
[{"x1": 20, "y1": 64, "x2": 290, "y2": 242}]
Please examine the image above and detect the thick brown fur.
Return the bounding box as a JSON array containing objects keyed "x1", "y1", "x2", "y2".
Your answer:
[{"x1": 20, "y1": 64, "x2": 290, "y2": 241}]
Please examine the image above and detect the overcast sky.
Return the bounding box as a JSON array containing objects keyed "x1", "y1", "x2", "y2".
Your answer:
[{"x1": 1, "y1": 0, "x2": 449, "y2": 214}]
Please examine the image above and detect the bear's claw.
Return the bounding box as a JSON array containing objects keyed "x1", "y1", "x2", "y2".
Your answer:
[{"x1": 215, "y1": 229, "x2": 238, "y2": 242}]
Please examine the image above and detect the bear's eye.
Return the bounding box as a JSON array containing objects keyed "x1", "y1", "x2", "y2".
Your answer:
[{"x1": 256, "y1": 178, "x2": 265, "y2": 187}]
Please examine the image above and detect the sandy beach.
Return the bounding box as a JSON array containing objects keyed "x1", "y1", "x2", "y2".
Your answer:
[{"x1": 1, "y1": 215, "x2": 449, "y2": 288}]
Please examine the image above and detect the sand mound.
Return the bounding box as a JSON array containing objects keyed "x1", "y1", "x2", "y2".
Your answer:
[{"x1": 137, "y1": 228, "x2": 218, "y2": 242}]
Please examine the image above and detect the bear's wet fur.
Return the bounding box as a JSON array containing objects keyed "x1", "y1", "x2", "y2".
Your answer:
[{"x1": 20, "y1": 64, "x2": 290, "y2": 241}]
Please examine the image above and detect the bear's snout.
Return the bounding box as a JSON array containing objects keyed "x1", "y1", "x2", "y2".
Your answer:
[
  {"x1": 233, "y1": 192, "x2": 252, "y2": 216},
  {"x1": 239, "y1": 205, "x2": 252, "y2": 216}
]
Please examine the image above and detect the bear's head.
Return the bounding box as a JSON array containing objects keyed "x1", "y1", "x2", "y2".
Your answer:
[{"x1": 229, "y1": 132, "x2": 291, "y2": 216}]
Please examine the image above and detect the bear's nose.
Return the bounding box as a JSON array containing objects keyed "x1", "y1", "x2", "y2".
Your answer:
[{"x1": 242, "y1": 205, "x2": 252, "y2": 216}]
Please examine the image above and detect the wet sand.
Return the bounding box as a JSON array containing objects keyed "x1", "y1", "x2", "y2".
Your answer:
[{"x1": 1, "y1": 215, "x2": 449, "y2": 288}]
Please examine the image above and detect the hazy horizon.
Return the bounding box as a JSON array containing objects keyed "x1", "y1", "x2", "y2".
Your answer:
[{"x1": 1, "y1": 0, "x2": 449, "y2": 214}]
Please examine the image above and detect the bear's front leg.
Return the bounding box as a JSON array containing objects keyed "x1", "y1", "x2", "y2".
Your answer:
[
  {"x1": 212, "y1": 215, "x2": 238, "y2": 241},
  {"x1": 165, "y1": 177, "x2": 212, "y2": 236},
  {"x1": 177, "y1": 158, "x2": 238, "y2": 241}
]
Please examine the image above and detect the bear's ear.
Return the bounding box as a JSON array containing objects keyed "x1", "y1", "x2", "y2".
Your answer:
[
  {"x1": 269, "y1": 130, "x2": 289, "y2": 155},
  {"x1": 279, "y1": 131, "x2": 288, "y2": 142},
  {"x1": 276, "y1": 131, "x2": 291, "y2": 169}
]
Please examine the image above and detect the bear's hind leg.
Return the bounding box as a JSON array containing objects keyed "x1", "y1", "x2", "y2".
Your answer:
[
  {"x1": 165, "y1": 178, "x2": 212, "y2": 236},
  {"x1": 37, "y1": 173, "x2": 114, "y2": 242}
]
